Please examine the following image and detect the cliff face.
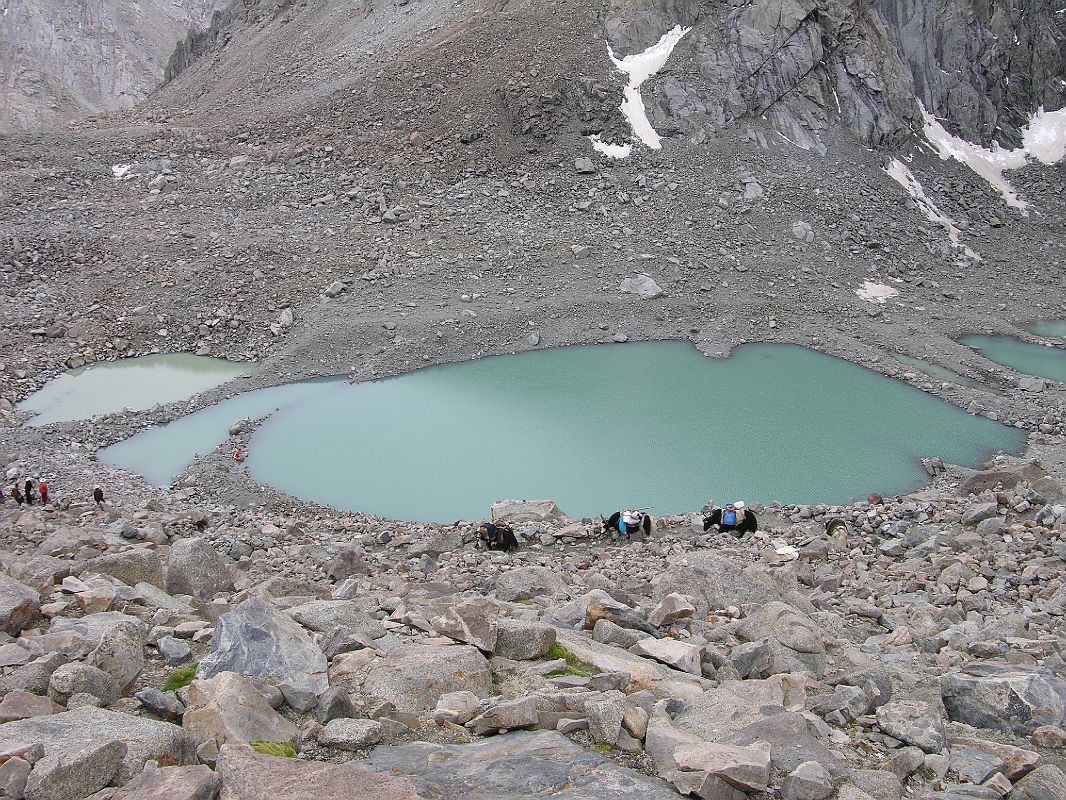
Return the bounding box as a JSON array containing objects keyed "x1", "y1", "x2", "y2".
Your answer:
[
  {"x1": 606, "y1": 0, "x2": 1065, "y2": 150},
  {"x1": 0, "y1": 0, "x2": 224, "y2": 134}
]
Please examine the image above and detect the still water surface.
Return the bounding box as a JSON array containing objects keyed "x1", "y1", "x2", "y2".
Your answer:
[
  {"x1": 19, "y1": 354, "x2": 251, "y2": 426},
  {"x1": 102, "y1": 342, "x2": 1023, "y2": 522},
  {"x1": 961, "y1": 336, "x2": 1066, "y2": 386}
]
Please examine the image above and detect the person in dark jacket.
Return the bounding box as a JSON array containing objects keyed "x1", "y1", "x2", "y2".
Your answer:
[
  {"x1": 93, "y1": 486, "x2": 105, "y2": 506},
  {"x1": 23, "y1": 479, "x2": 34, "y2": 506},
  {"x1": 12, "y1": 483, "x2": 23, "y2": 505},
  {"x1": 703, "y1": 501, "x2": 757, "y2": 536}
]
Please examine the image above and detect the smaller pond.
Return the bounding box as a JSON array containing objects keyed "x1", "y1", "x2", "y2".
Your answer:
[
  {"x1": 19, "y1": 354, "x2": 252, "y2": 426},
  {"x1": 1026, "y1": 320, "x2": 1066, "y2": 339},
  {"x1": 891, "y1": 354, "x2": 998, "y2": 393},
  {"x1": 961, "y1": 336, "x2": 1066, "y2": 386},
  {"x1": 101, "y1": 342, "x2": 1025, "y2": 523},
  {"x1": 99, "y1": 379, "x2": 341, "y2": 486}
]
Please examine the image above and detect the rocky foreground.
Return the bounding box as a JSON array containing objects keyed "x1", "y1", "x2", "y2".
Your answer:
[{"x1": 0, "y1": 455, "x2": 1061, "y2": 800}]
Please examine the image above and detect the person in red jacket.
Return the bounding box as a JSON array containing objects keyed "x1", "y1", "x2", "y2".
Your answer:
[{"x1": 38, "y1": 479, "x2": 49, "y2": 504}]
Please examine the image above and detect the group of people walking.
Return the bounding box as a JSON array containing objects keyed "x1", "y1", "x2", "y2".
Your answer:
[
  {"x1": 3, "y1": 477, "x2": 48, "y2": 506},
  {"x1": 2, "y1": 480, "x2": 107, "y2": 507}
]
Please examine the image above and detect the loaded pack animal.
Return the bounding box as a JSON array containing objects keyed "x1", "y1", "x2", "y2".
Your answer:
[
  {"x1": 478, "y1": 521, "x2": 519, "y2": 552},
  {"x1": 602, "y1": 508, "x2": 653, "y2": 537}
]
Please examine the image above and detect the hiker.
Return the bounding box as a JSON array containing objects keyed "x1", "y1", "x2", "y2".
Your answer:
[
  {"x1": 478, "y1": 521, "x2": 518, "y2": 552},
  {"x1": 704, "y1": 501, "x2": 758, "y2": 536},
  {"x1": 37, "y1": 479, "x2": 48, "y2": 504},
  {"x1": 93, "y1": 486, "x2": 105, "y2": 506},
  {"x1": 604, "y1": 508, "x2": 652, "y2": 537},
  {"x1": 23, "y1": 479, "x2": 34, "y2": 506},
  {"x1": 12, "y1": 483, "x2": 23, "y2": 505}
]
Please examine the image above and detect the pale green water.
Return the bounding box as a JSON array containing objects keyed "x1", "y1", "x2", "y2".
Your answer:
[
  {"x1": 1027, "y1": 320, "x2": 1066, "y2": 338},
  {"x1": 961, "y1": 336, "x2": 1066, "y2": 385},
  {"x1": 891, "y1": 354, "x2": 997, "y2": 393},
  {"x1": 101, "y1": 342, "x2": 1024, "y2": 522},
  {"x1": 99, "y1": 379, "x2": 341, "y2": 485},
  {"x1": 20, "y1": 354, "x2": 252, "y2": 426}
]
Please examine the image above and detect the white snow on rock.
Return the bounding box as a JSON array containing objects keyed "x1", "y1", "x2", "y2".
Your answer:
[
  {"x1": 855, "y1": 281, "x2": 900, "y2": 304},
  {"x1": 920, "y1": 103, "x2": 1066, "y2": 215},
  {"x1": 606, "y1": 26, "x2": 690, "y2": 151},
  {"x1": 920, "y1": 103, "x2": 1028, "y2": 213},
  {"x1": 884, "y1": 159, "x2": 980, "y2": 261},
  {"x1": 588, "y1": 135, "x2": 632, "y2": 159},
  {"x1": 1022, "y1": 107, "x2": 1066, "y2": 165},
  {"x1": 111, "y1": 164, "x2": 132, "y2": 180}
]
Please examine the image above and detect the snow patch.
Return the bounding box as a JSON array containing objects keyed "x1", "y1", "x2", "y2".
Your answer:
[
  {"x1": 1022, "y1": 106, "x2": 1066, "y2": 165},
  {"x1": 885, "y1": 159, "x2": 980, "y2": 261},
  {"x1": 589, "y1": 135, "x2": 632, "y2": 159},
  {"x1": 607, "y1": 26, "x2": 690, "y2": 150},
  {"x1": 111, "y1": 164, "x2": 132, "y2": 180},
  {"x1": 919, "y1": 102, "x2": 1029, "y2": 214},
  {"x1": 855, "y1": 281, "x2": 901, "y2": 304}
]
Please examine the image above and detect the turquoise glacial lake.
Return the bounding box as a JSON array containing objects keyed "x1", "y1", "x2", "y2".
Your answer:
[
  {"x1": 99, "y1": 342, "x2": 1024, "y2": 523},
  {"x1": 961, "y1": 336, "x2": 1066, "y2": 386},
  {"x1": 1026, "y1": 320, "x2": 1066, "y2": 338},
  {"x1": 19, "y1": 354, "x2": 251, "y2": 426}
]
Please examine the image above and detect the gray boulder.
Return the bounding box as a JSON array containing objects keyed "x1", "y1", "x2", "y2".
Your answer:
[
  {"x1": 495, "y1": 567, "x2": 568, "y2": 602},
  {"x1": 0, "y1": 574, "x2": 41, "y2": 636},
  {"x1": 467, "y1": 697, "x2": 539, "y2": 736},
  {"x1": 1009, "y1": 765, "x2": 1066, "y2": 800},
  {"x1": 25, "y1": 738, "x2": 126, "y2": 800},
  {"x1": 736, "y1": 601, "x2": 827, "y2": 677},
  {"x1": 48, "y1": 662, "x2": 120, "y2": 705},
  {"x1": 215, "y1": 742, "x2": 419, "y2": 799},
  {"x1": 620, "y1": 274, "x2": 664, "y2": 299},
  {"x1": 357, "y1": 644, "x2": 490, "y2": 714},
  {"x1": 584, "y1": 690, "x2": 626, "y2": 745},
  {"x1": 86, "y1": 620, "x2": 144, "y2": 692},
  {"x1": 653, "y1": 553, "x2": 811, "y2": 616},
  {"x1": 362, "y1": 730, "x2": 684, "y2": 798},
  {"x1": 876, "y1": 700, "x2": 945, "y2": 753},
  {"x1": 0, "y1": 706, "x2": 196, "y2": 782},
  {"x1": 183, "y1": 671, "x2": 298, "y2": 748},
  {"x1": 197, "y1": 597, "x2": 328, "y2": 699},
  {"x1": 494, "y1": 619, "x2": 556, "y2": 660},
  {"x1": 167, "y1": 538, "x2": 233, "y2": 600},
  {"x1": 287, "y1": 600, "x2": 383, "y2": 640},
  {"x1": 82, "y1": 762, "x2": 220, "y2": 800},
  {"x1": 87, "y1": 549, "x2": 164, "y2": 589},
  {"x1": 491, "y1": 499, "x2": 566, "y2": 525},
  {"x1": 941, "y1": 664, "x2": 1066, "y2": 735},
  {"x1": 782, "y1": 760, "x2": 835, "y2": 800},
  {"x1": 320, "y1": 718, "x2": 383, "y2": 751},
  {"x1": 431, "y1": 598, "x2": 502, "y2": 652}
]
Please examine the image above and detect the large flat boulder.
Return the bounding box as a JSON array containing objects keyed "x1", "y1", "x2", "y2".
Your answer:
[
  {"x1": 491, "y1": 499, "x2": 566, "y2": 525},
  {"x1": 653, "y1": 553, "x2": 813, "y2": 615},
  {"x1": 167, "y1": 538, "x2": 233, "y2": 600},
  {"x1": 940, "y1": 663, "x2": 1066, "y2": 735},
  {"x1": 495, "y1": 566, "x2": 568, "y2": 602},
  {"x1": 0, "y1": 706, "x2": 196, "y2": 783},
  {"x1": 86, "y1": 549, "x2": 164, "y2": 589},
  {"x1": 355, "y1": 644, "x2": 490, "y2": 714},
  {"x1": 958, "y1": 462, "x2": 1047, "y2": 495},
  {"x1": 216, "y1": 742, "x2": 419, "y2": 800},
  {"x1": 673, "y1": 675, "x2": 808, "y2": 742},
  {"x1": 184, "y1": 671, "x2": 298, "y2": 747},
  {"x1": 82, "y1": 763, "x2": 220, "y2": 800},
  {"x1": 362, "y1": 730, "x2": 684, "y2": 798},
  {"x1": 286, "y1": 600, "x2": 384, "y2": 640},
  {"x1": 554, "y1": 629, "x2": 706, "y2": 698},
  {"x1": 197, "y1": 597, "x2": 328, "y2": 698}
]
